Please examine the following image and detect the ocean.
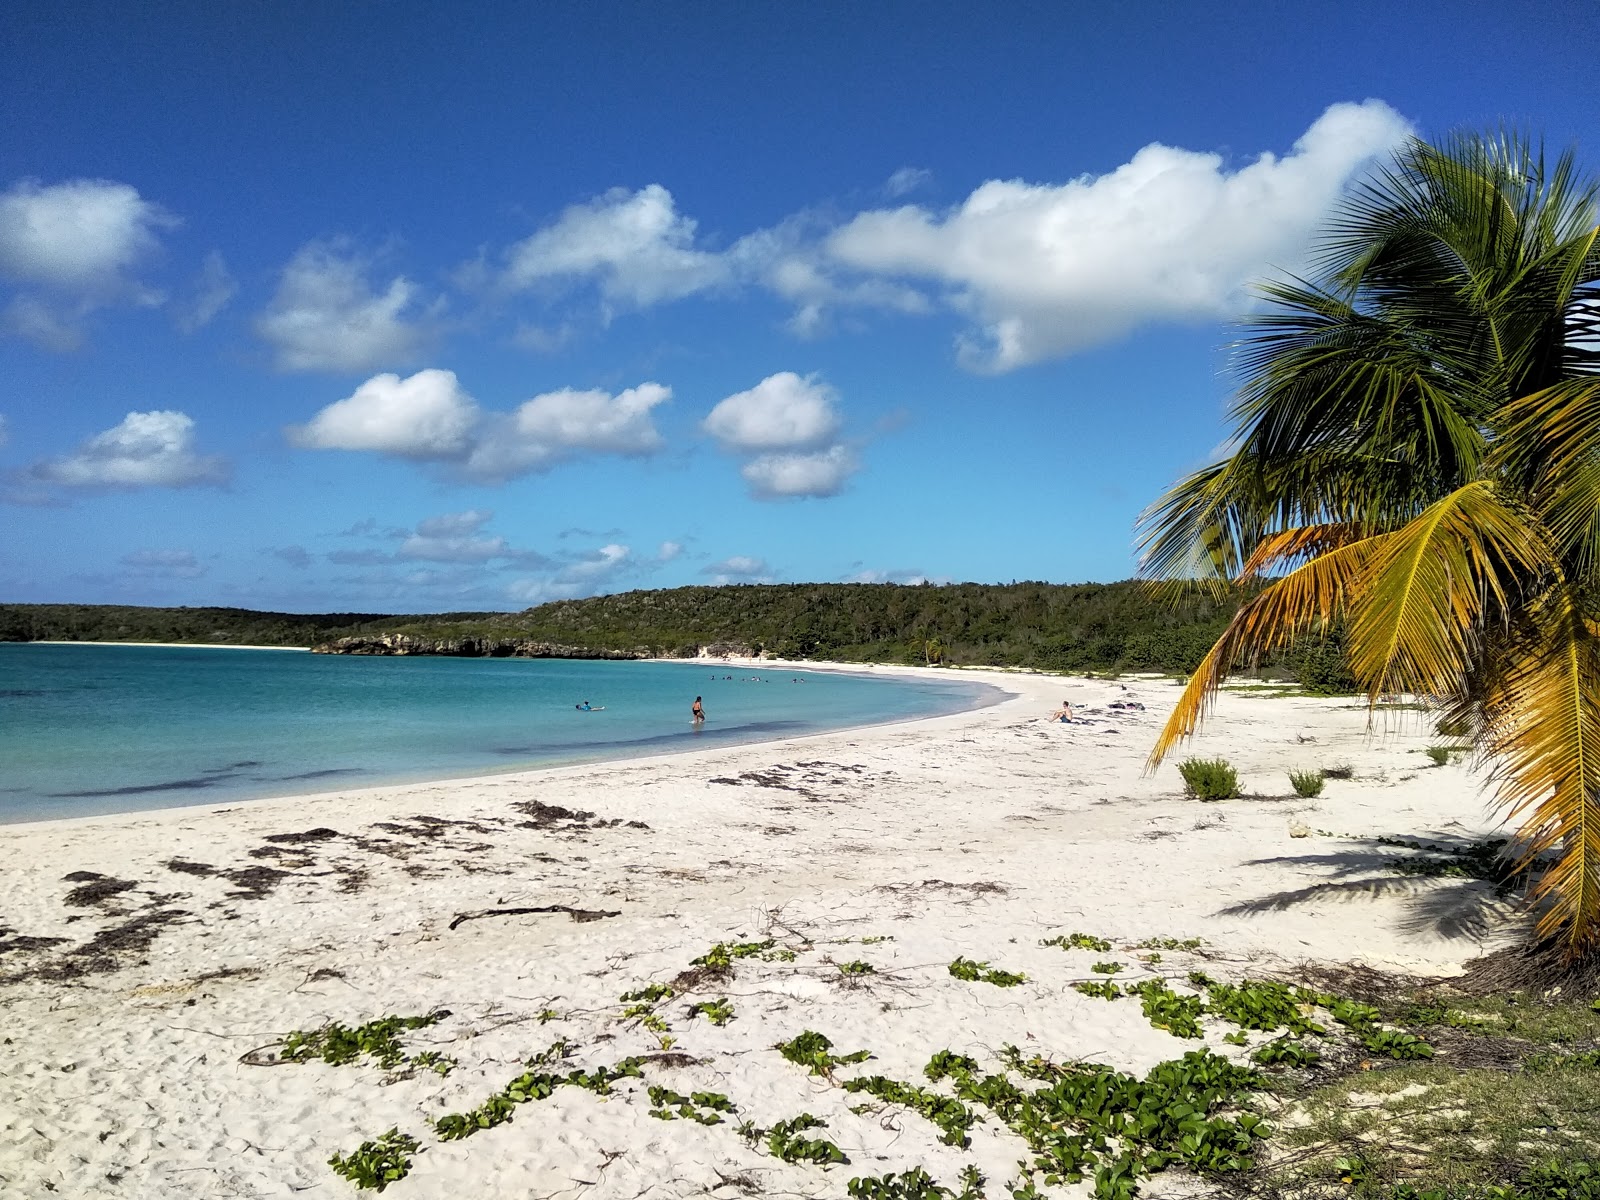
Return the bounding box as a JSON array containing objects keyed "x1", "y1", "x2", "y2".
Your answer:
[{"x1": 0, "y1": 644, "x2": 1001, "y2": 824}]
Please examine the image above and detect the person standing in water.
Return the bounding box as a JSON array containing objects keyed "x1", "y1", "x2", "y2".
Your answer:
[{"x1": 691, "y1": 696, "x2": 705, "y2": 724}]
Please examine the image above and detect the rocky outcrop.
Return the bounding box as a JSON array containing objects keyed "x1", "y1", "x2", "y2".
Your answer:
[
  {"x1": 311, "y1": 634, "x2": 767, "y2": 659},
  {"x1": 311, "y1": 634, "x2": 644, "y2": 658}
]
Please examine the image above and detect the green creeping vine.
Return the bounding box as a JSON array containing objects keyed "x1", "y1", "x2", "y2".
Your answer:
[
  {"x1": 1091, "y1": 962, "x2": 1124, "y2": 975},
  {"x1": 1135, "y1": 937, "x2": 1204, "y2": 952},
  {"x1": 841, "y1": 1074, "x2": 979, "y2": 1147},
  {"x1": 619, "y1": 982, "x2": 675, "y2": 1004},
  {"x1": 1128, "y1": 979, "x2": 1205, "y2": 1039},
  {"x1": 1074, "y1": 980, "x2": 1123, "y2": 1000},
  {"x1": 687, "y1": 998, "x2": 735, "y2": 1026},
  {"x1": 328, "y1": 1128, "x2": 420, "y2": 1192},
  {"x1": 433, "y1": 1050, "x2": 644, "y2": 1141},
  {"x1": 692, "y1": 939, "x2": 779, "y2": 969},
  {"x1": 838, "y1": 960, "x2": 877, "y2": 976},
  {"x1": 647, "y1": 1085, "x2": 735, "y2": 1124},
  {"x1": 848, "y1": 1165, "x2": 985, "y2": 1200},
  {"x1": 948, "y1": 957, "x2": 1026, "y2": 987},
  {"x1": 759, "y1": 1114, "x2": 849, "y2": 1164},
  {"x1": 924, "y1": 1050, "x2": 980, "y2": 1081},
  {"x1": 1042, "y1": 932, "x2": 1112, "y2": 953},
  {"x1": 1251, "y1": 1037, "x2": 1322, "y2": 1067},
  {"x1": 280, "y1": 1011, "x2": 452, "y2": 1073},
  {"x1": 776, "y1": 1029, "x2": 873, "y2": 1076}
]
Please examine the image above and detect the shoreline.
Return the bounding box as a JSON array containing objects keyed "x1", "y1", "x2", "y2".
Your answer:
[
  {"x1": 0, "y1": 671, "x2": 1517, "y2": 1199},
  {"x1": 0, "y1": 657, "x2": 1012, "y2": 832}
]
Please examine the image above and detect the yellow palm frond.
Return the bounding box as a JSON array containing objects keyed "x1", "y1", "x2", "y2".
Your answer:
[
  {"x1": 1346, "y1": 480, "x2": 1545, "y2": 700},
  {"x1": 1148, "y1": 533, "x2": 1386, "y2": 767},
  {"x1": 1482, "y1": 587, "x2": 1600, "y2": 953},
  {"x1": 1236, "y1": 522, "x2": 1368, "y2": 579}
]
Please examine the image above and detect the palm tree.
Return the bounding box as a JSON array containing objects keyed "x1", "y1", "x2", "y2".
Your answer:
[{"x1": 1139, "y1": 131, "x2": 1600, "y2": 959}]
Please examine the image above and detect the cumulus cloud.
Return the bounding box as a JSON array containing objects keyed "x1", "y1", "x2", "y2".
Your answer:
[
  {"x1": 120, "y1": 548, "x2": 204, "y2": 578},
  {"x1": 827, "y1": 100, "x2": 1412, "y2": 370},
  {"x1": 703, "y1": 371, "x2": 841, "y2": 452},
  {"x1": 257, "y1": 241, "x2": 437, "y2": 372},
  {"x1": 656, "y1": 540, "x2": 682, "y2": 562},
  {"x1": 290, "y1": 370, "x2": 670, "y2": 482},
  {"x1": 740, "y1": 444, "x2": 858, "y2": 500},
  {"x1": 504, "y1": 541, "x2": 647, "y2": 605},
  {"x1": 289, "y1": 369, "x2": 479, "y2": 458},
  {"x1": 0, "y1": 178, "x2": 174, "y2": 292},
  {"x1": 174, "y1": 251, "x2": 236, "y2": 333},
  {"x1": 415, "y1": 509, "x2": 493, "y2": 538},
  {"x1": 700, "y1": 554, "x2": 774, "y2": 585},
  {"x1": 271, "y1": 545, "x2": 313, "y2": 569},
  {"x1": 473, "y1": 102, "x2": 1408, "y2": 368},
  {"x1": 705, "y1": 372, "x2": 859, "y2": 499},
  {"x1": 31, "y1": 410, "x2": 228, "y2": 489},
  {"x1": 501, "y1": 185, "x2": 729, "y2": 308}
]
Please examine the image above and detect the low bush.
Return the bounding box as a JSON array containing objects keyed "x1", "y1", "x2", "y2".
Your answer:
[
  {"x1": 1288, "y1": 769, "x2": 1325, "y2": 798},
  {"x1": 1426, "y1": 745, "x2": 1451, "y2": 766},
  {"x1": 1178, "y1": 757, "x2": 1240, "y2": 801}
]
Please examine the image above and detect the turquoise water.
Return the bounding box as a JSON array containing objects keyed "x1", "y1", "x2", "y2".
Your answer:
[{"x1": 0, "y1": 644, "x2": 1001, "y2": 824}]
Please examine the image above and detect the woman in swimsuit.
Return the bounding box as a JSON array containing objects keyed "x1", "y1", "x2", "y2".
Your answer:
[{"x1": 691, "y1": 696, "x2": 705, "y2": 723}]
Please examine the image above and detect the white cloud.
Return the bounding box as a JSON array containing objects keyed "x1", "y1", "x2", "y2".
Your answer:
[
  {"x1": 289, "y1": 369, "x2": 479, "y2": 458},
  {"x1": 705, "y1": 371, "x2": 860, "y2": 499},
  {"x1": 398, "y1": 533, "x2": 516, "y2": 563},
  {"x1": 502, "y1": 185, "x2": 729, "y2": 307},
  {"x1": 2, "y1": 294, "x2": 88, "y2": 350},
  {"x1": 656, "y1": 540, "x2": 682, "y2": 562},
  {"x1": 505, "y1": 541, "x2": 642, "y2": 605},
  {"x1": 120, "y1": 548, "x2": 204, "y2": 578},
  {"x1": 884, "y1": 167, "x2": 933, "y2": 198},
  {"x1": 740, "y1": 444, "x2": 858, "y2": 499},
  {"x1": 704, "y1": 371, "x2": 841, "y2": 452},
  {"x1": 174, "y1": 251, "x2": 236, "y2": 333},
  {"x1": 257, "y1": 241, "x2": 437, "y2": 372},
  {"x1": 563, "y1": 543, "x2": 633, "y2": 580},
  {"x1": 415, "y1": 509, "x2": 493, "y2": 538},
  {"x1": 826, "y1": 100, "x2": 1413, "y2": 370},
  {"x1": 462, "y1": 382, "x2": 670, "y2": 481},
  {"x1": 0, "y1": 178, "x2": 174, "y2": 292},
  {"x1": 291, "y1": 371, "x2": 670, "y2": 482},
  {"x1": 700, "y1": 554, "x2": 775, "y2": 585},
  {"x1": 32, "y1": 410, "x2": 228, "y2": 489}
]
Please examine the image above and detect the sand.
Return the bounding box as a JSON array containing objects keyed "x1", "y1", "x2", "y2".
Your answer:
[{"x1": 0, "y1": 667, "x2": 1520, "y2": 1199}]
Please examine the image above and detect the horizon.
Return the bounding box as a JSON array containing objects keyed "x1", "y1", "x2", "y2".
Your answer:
[{"x1": 4, "y1": 2, "x2": 1596, "y2": 612}]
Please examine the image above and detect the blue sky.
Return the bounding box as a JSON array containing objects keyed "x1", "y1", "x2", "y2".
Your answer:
[{"x1": 3, "y1": 1, "x2": 1596, "y2": 613}]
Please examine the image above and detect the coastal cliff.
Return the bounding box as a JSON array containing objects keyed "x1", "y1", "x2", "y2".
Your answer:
[{"x1": 310, "y1": 633, "x2": 761, "y2": 659}]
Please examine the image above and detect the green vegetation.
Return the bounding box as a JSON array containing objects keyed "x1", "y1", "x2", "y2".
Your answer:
[
  {"x1": 841, "y1": 1074, "x2": 979, "y2": 1147},
  {"x1": 1426, "y1": 745, "x2": 1451, "y2": 766},
  {"x1": 279, "y1": 1012, "x2": 450, "y2": 1073},
  {"x1": 776, "y1": 1029, "x2": 872, "y2": 1076},
  {"x1": 646, "y1": 1086, "x2": 735, "y2": 1124},
  {"x1": 1139, "y1": 130, "x2": 1600, "y2": 959},
  {"x1": 948, "y1": 957, "x2": 1026, "y2": 987},
  {"x1": 848, "y1": 1166, "x2": 984, "y2": 1200},
  {"x1": 1073, "y1": 979, "x2": 1123, "y2": 1000},
  {"x1": 328, "y1": 1128, "x2": 420, "y2": 1192},
  {"x1": 687, "y1": 998, "x2": 735, "y2": 1026},
  {"x1": 0, "y1": 581, "x2": 1311, "y2": 677},
  {"x1": 1043, "y1": 932, "x2": 1112, "y2": 952},
  {"x1": 1290, "y1": 768, "x2": 1326, "y2": 797},
  {"x1": 433, "y1": 1052, "x2": 644, "y2": 1142},
  {"x1": 1177, "y1": 757, "x2": 1240, "y2": 801},
  {"x1": 837, "y1": 959, "x2": 877, "y2": 976},
  {"x1": 760, "y1": 1114, "x2": 848, "y2": 1165}
]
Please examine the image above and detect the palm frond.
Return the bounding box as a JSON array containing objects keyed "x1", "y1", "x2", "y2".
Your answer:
[
  {"x1": 1345, "y1": 481, "x2": 1546, "y2": 699},
  {"x1": 1482, "y1": 587, "x2": 1600, "y2": 954},
  {"x1": 1148, "y1": 534, "x2": 1385, "y2": 766}
]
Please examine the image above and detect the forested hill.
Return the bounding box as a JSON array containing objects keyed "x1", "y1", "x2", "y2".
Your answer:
[
  {"x1": 337, "y1": 581, "x2": 1244, "y2": 673},
  {"x1": 1, "y1": 582, "x2": 1247, "y2": 674},
  {"x1": 0, "y1": 604, "x2": 480, "y2": 648}
]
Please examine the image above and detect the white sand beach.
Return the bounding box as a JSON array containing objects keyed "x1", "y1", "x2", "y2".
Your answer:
[{"x1": 0, "y1": 668, "x2": 1518, "y2": 1199}]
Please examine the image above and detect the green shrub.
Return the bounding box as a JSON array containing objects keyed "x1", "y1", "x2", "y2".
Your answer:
[
  {"x1": 328, "y1": 1128, "x2": 421, "y2": 1191},
  {"x1": 1288, "y1": 769, "x2": 1325, "y2": 798},
  {"x1": 1426, "y1": 745, "x2": 1450, "y2": 766},
  {"x1": 1178, "y1": 757, "x2": 1240, "y2": 801}
]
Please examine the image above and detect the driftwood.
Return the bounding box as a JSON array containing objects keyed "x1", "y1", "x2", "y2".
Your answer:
[{"x1": 447, "y1": 905, "x2": 620, "y2": 930}]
